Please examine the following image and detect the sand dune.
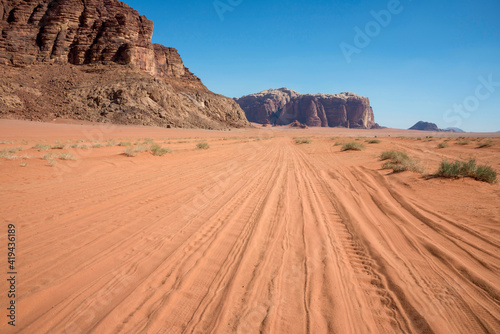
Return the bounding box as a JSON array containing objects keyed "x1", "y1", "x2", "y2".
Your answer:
[{"x1": 1, "y1": 120, "x2": 499, "y2": 333}]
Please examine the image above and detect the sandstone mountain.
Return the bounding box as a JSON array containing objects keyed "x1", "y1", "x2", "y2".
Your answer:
[
  {"x1": 408, "y1": 121, "x2": 464, "y2": 132},
  {"x1": 409, "y1": 121, "x2": 441, "y2": 132},
  {"x1": 235, "y1": 88, "x2": 376, "y2": 128},
  {"x1": 0, "y1": 0, "x2": 249, "y2": 129}
]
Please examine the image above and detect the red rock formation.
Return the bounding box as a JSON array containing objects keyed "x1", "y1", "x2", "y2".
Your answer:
[
  {"x1": 235, "y1": 88, "x2": 375, "y2": 129},
  {"x1": 0, "y1": 0, "x2": 249, "y2": 128},
  {"x1": 0, "y1": 0, "x2": 195, "y2": 79}
]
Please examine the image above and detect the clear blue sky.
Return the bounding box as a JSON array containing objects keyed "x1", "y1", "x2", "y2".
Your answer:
[{"x1": 123, "y1": 0, "x2": 500, "y2": 132}]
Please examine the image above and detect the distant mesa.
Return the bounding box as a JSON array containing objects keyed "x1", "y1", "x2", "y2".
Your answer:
[
  {"x1": 409, "y1": 121, "x2": 440, "y2": 131},
  {"x1": 444, "y1": 127, "x2": 466, "y2": 133},
  {"x1": 409, "y1": 121, "x2": 464, "y2": 132},
  {"x1": 235, "y1": 88, "x2": 378, "y2": 129},
  {"x1": 0, "y1": 0, "x2": 249, "y2": 129}
]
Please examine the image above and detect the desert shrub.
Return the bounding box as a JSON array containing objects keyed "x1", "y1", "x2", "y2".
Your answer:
[
  {"x1": 380, "y1": 150, "x2": 409, "y2": 162},
  {"x1": 197, "y1": 142, "x2": 210, "y2": 150},
  {"x1": 118, "y1": 142, "x2": 132, "y2": 146},
  {"x1": 41, "y1": 153, "x2": 54, "y2": 160},
  {"x1": 92, "y1": 144, "x2": 102, "y2": 148},
  {"x1": 341, "y1": 142, "x2": 365, "y2": 151},
  {"x1": 32, "y1": 144, "x2": 51, "y2": 151},
  {"x1": 59, "y1": 152, "x2": 76, "y2": 160},
  {"x1": 382, "y1": 160, "x2": 424, "y2": 173},
  {"x1": 8, "y1": 146, "x2": 24, "y2": 153},
  {"x1": 437, "y1": 142, "x2": 449, "y2": 149},
  {"x1": 366, "y1": 139, "x2": 381, "y2": 144},
  {"x1": 20, "y1": 162, "x2": 28, "y2": 167},
  {"x1": 51, "y1": 144, "x2": 65, "y2": 149},
  {"x1": 380, "y1": 150, "x2": 423, "y2": 173},
  {"x1": 434, "y1": 159, "x2": 496, "y2": 184},
  {"x1": 477, "y1": 141, "x2": 493, "y2": 148},
  {"x1": 334, "y1": 142, "x2": 343, "y2": 146},
  {"x1": 69, "y1": 144, "x2": 79, "y2": 148},
  {"x1": 150, "y1": 143, "x2": 172, "y2": 156},
  {"x1": 123, "y1": 147, "x2": 139, "y2": 157},
  {"x1": 294, "y1": 137, "x2": 311, "y2": 144},
  {"x1": 455, "y1": 140, "x2": 470, "y2": 145},
  {"x1": 0, "y1": 149, "x2": 13, "y2": 158},
  {"x1": 475, "y1": 165, "x2": 497, "y2": 183}
]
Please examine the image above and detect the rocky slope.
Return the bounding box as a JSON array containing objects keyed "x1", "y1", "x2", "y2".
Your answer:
[
  {"x1": 0, "y1": 0, "x2": 249, "y2": 129},
  {"x1": 235, "y1": 88, "x2": 376, "y2": 128}
]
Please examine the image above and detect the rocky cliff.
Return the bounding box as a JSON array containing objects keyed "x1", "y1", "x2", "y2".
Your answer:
[
  {"x1": 235, "y1": 88, "x2": 376, "y2": 129},
  {"x1": 0, "y1": 0, "x2": 249, "y2": 128}
]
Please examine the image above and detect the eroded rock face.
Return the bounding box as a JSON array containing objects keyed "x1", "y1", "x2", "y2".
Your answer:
[
  {"x1": 0, "y1": 0, "x2": 186, "y2": 77},
  {"x1": 0, "y1": 0, "x2": 249, "y2": 128},
  {"x1": 236, "y1": 88, "x2": 375, "y2": 129}
]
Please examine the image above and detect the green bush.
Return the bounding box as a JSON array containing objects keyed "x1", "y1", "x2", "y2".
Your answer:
[
  {"x1": 435, "y1": 159, "x2": 496, "y2": 184},
  {"x1": 437, "y1": 142, "x2": 449, "y2": 149},
  {"x1": 380, "y1": 151, "x2": 409, "y2": 163},
  {"x1": 197, "y1": 142, "x2": 210, "y2": 150},
  {"x1": 366, "y1": 139, "x2": 381, "y2": 144},
  {"x1": 150, "y1": 143, "x2": 172, "y2": 156},
  {"x1": 294, "y1": 137, "x2": 311, "y2": 144},
  {"x1": 455, "y1": 140, "x2": 470, "y2": 146},
  {"x1": 380, "y1": 150, "x2": 423, "y2": 173},
  {"x1": 118, "y1": 142, "x2": 132, "y2": 147},
  {"x1": 475, "y1": 165, "x2": 497, "y2": 183},
  {"x1": 341, "y1": 142, "x2": 365, "y2": 151}
]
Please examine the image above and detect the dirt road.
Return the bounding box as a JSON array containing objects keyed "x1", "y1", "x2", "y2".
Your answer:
[{"x1": 1, "y1": 121, "x2": 499, "y2": 333}]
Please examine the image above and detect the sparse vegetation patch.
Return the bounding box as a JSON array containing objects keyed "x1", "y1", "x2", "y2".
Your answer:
[
  {"x1": 197, "y1": 142, "x2": 210, "y2": 150},
  {"x1": 437, "y1": 142, "x2": 449, "y2": 149},
  {"x1": 380, "y1": 150, "x2": 423, "y2": 173},
  {"x1": 477, "y1": 141, "x2": 493, "y2": 149},
  {"x1": 59, "y1": 152, "x2": 76, "y2": 160},
  {"x1": 434, "y1": 159, "x2": 496, "y2": 184},
  {"x1": 294, "y1": 137, "x2": 312, "y2": 144},
  {"x1": 150, "y1": 143, "x2": 172, "y2": 156},
  {"x1": 33, "y1": 144, "x2": 51, "y2": 151},
  {"x1": 341, "y1": 142, "x2": 365, "y2": 151}
]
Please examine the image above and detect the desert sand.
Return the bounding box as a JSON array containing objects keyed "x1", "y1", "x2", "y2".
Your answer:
[{"x1": 1, "y1": 119, "x2": 499, "y2": 333}]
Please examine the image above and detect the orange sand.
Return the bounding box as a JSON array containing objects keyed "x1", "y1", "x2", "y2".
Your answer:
[{"x1": 1, "y1": 119, "x2": 499, "y2": 333}]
